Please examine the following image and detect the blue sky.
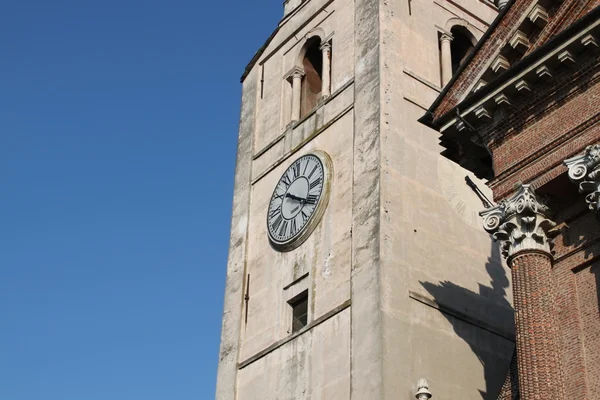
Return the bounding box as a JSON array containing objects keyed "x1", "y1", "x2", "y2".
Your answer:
[{"x1": 1, "y1": 1, "x2": 281, "y2": 398}]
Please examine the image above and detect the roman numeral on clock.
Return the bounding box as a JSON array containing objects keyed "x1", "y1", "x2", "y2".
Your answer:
[
  {"x1": 306, "y1": 194, "x2": 318, "y2": 204},
  {"x1": 269, "y1": 208, "x2": 281, "y2": 218},
  {"x1": 271, "y1": 215, "x2": 283, "y2": 232},
  {"x1": 293, "y1": 161, "x2": 301, "y2": 179},
  {"x1": 301, "y1": 209, "x2": 309, "y2": 223},
  {"x1": 278, "y1": 220, "x2": 288, "y2": 237},
  {"x1": 291, "y1": 218, "x2": 297, "y2": 234},
  {"x1": 309, "y1": 178, "x2": 321, "y2": 190},
  {"x1": 308, "y1": 164, "x2": 318, "y2": 179}
]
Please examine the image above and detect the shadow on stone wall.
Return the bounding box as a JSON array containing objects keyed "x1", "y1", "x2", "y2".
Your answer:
[{"x1": 420, "y1": 243, "x2": 515, "y2": 400}]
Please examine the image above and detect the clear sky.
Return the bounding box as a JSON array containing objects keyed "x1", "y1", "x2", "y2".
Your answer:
[{"x1": 1, "y1": 1, "x2": 281, "y2": 399}]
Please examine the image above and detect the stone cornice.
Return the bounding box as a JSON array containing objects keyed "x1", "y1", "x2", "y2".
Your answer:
[
  {"x1": 436, "y1": 18, "x2": 600, "y2": 134},
  {"x1": 480, "y1": 184, "x2": 558, "y2": 260}
]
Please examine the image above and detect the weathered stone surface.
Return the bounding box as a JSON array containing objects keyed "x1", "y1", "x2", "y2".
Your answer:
[
  {"x1": 217, "y1": 0, "x2": 513, "y2": 399},
  {"x1": 215, "y1": 64, "x2": 257, "y2": 400},
  {"x1": 351, "y1": 0, "x2": 384, "y2": 397}
]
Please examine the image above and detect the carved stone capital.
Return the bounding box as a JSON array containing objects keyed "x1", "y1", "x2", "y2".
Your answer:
[
  {"x1": 480, "y1": 184, "x2": 558, "y2": 260},
  {"x1": 284, "y1": 66, "x2": 305, "y2": 83},
  {"x1": 564, "y1": 144, "x2": 600, "y2": 215},
  {"x1": 319, "y1": 41, "x2": 331, "y2": 52},
  {"x1": 440, "y1": 32, "x2": 453, "y2": 43}
]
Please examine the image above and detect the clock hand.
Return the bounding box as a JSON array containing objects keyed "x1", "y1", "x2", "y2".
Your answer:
[{"x1": 285, "y1": 193, "x2": 307, "y2": 203}]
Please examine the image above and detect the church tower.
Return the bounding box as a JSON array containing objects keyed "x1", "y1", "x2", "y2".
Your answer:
[{"x1": 217, "y1": 0, "x2": 514, "y2": 398}]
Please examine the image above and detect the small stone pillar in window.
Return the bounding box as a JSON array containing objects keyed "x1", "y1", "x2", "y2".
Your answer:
[
  {"x1": 440, "y1": 32, "x2": 453, "y2": 86},
  {"x1": 320, "y1": 41, "x2": 332, "y2": 98},
  {"x1": 285, "y1": 66, "x2": 305, "y2": 123}
]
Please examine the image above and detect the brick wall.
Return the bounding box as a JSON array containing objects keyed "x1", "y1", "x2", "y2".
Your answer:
[
  {"x1": 481, "y1": 27, "x2": 600, "y2": 400},
  {"x1": 485, "y1": 53, "x2": 600, "y2": 200},
  {"x1": 551, "y1": 200, "x2": 600, "y2": 398},
  {"x1": 575, "y1": 262, "x2": 600, "y2": 398}
]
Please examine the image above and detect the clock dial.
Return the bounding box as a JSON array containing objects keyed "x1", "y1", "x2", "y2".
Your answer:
[{"x1": 267, "y1": 152, "x2": 332, "y2": 251}]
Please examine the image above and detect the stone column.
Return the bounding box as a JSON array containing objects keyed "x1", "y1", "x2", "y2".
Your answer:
[
  {"x1": 564, "y1": 143, "x2": 600, "y2": 216},
  {"x1": 291, "y1": 69, "x2": 304, "y2": 122},
  {"x1": 480, "y1": 184, "x2": 565, "y2": 400},
  {"x1": 440, "y1": 33, "x2": 453, "y2": 86},
  {"x1": 320, "y1": 41, "x2": 332, "y2": 97}
]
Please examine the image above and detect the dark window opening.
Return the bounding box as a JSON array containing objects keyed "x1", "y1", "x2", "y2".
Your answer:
[
  {"x1": 450, "y1": 26, "x2": 476, "y2": 74},
  {"x1": 300, "y1": 38, "x2": 323, "y2": 118},
  {"x1": 289, "y1": 290, "x2": 309, "y2": 333}
]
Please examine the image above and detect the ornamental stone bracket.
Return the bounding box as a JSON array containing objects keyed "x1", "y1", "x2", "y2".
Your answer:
[
  {"x1": 564, "y1": 144, "x2": 600, "y2": 216},
  {"x1": 480, "y1": 184, "x2": 558, "y2": 260}
]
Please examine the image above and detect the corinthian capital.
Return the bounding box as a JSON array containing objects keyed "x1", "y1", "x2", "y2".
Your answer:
[
  {"x1": 564, "y1": 144, "x2": 600, "y2": 215},
  {"x1": 480, "y1": 184, "x2": 558, "y2": 260}
]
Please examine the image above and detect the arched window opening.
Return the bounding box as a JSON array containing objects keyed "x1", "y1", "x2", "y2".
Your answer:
[
  {"x1": 300, "y1": 37, "x2": 323, "y2": 118},
  {"x1": 450, "y1": 26, "x2": 476, "y2": 74}
]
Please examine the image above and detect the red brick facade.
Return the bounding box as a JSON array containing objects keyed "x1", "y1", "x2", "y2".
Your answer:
[{"x1": 421, "y1": 2, "x2": 600, "y2": 398}]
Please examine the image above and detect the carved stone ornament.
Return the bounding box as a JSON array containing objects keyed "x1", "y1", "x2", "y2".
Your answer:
[
  {"x1": 480, "y1": 184, "x2": 558, "y2": 260},
  {"x1": 564, "y1": 144, "x2": 600, "y2": 215},
  {"x1": 415, "y1": 378, "x2": 432, "y2": 399}
]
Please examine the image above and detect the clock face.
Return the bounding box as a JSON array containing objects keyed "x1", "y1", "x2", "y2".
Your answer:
[{"x1": 267, "y1": 152, "x2": 332, "y2": 251}]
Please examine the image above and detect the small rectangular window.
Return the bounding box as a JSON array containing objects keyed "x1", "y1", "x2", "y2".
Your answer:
[{"x1": 289, "y1": 290, "x2": 308, "y2": 333}]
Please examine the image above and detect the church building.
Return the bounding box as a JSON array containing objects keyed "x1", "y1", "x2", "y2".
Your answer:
[
  {"x1": 422, "y1": 0, "x2": 600, "y2": 398},
  {"x1": 211, "y1": 0, "x2": 565, "y2": 398}
]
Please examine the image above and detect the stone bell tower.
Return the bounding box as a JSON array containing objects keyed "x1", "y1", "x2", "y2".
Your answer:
[{"x1": 216, "y1": 0, "x2": 515, "y2": 398}]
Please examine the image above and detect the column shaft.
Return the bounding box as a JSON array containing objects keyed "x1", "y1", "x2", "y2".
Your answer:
[
  {"x1": 321, "y1": 44, "x2": 331, "y2": 97},
  {"x1": 291, "y1": 73, "x2": 302, "y2": 122},
  {"x1": 440, "y1": 34, "x2": 453, "y2": 86},
  {"x1": 510, "y1": 252, "x2": 565, "y2": 400}
]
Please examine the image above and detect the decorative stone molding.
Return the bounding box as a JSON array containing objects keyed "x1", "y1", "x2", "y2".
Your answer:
[
  {"x1": 480, "y1": 184, "x2": 558, "y2": 260},
  {"x1": 528, "y1": 4, "x2": 549, "y2": 28},
  {"x1": 558, "y1": 50, "x2": 575, "y2": 64},
  {"x1": 582, "y1": 34, "x2": 598, "y2": 47},
  {"x1": 509, "y1": 31, "x2": 530, "y2": 53},
  {"x1": 564, "y1": 144, "x2": 600, "y2": 215},
  {"x1": 515, "y1": 79, "x2": 531, "y2": 93},
  {"x1": 475, "y1": 106, "x2": 491, "y2": 120},
  {"x1": 491, "y1": 55, "x2": 510, "y2": 73},
  {"x1": 494, "y1": 93, "x2": 512, "y2": 107},
  {"x1": 415, "y1": 378, "x2": 432, "y2": 399},
  {"x1": 535, "y1": 65, "x2": 553, "y2": 79},
  {"x1": 473, "y1": 79, "x2": 487, "y2": 92}
]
